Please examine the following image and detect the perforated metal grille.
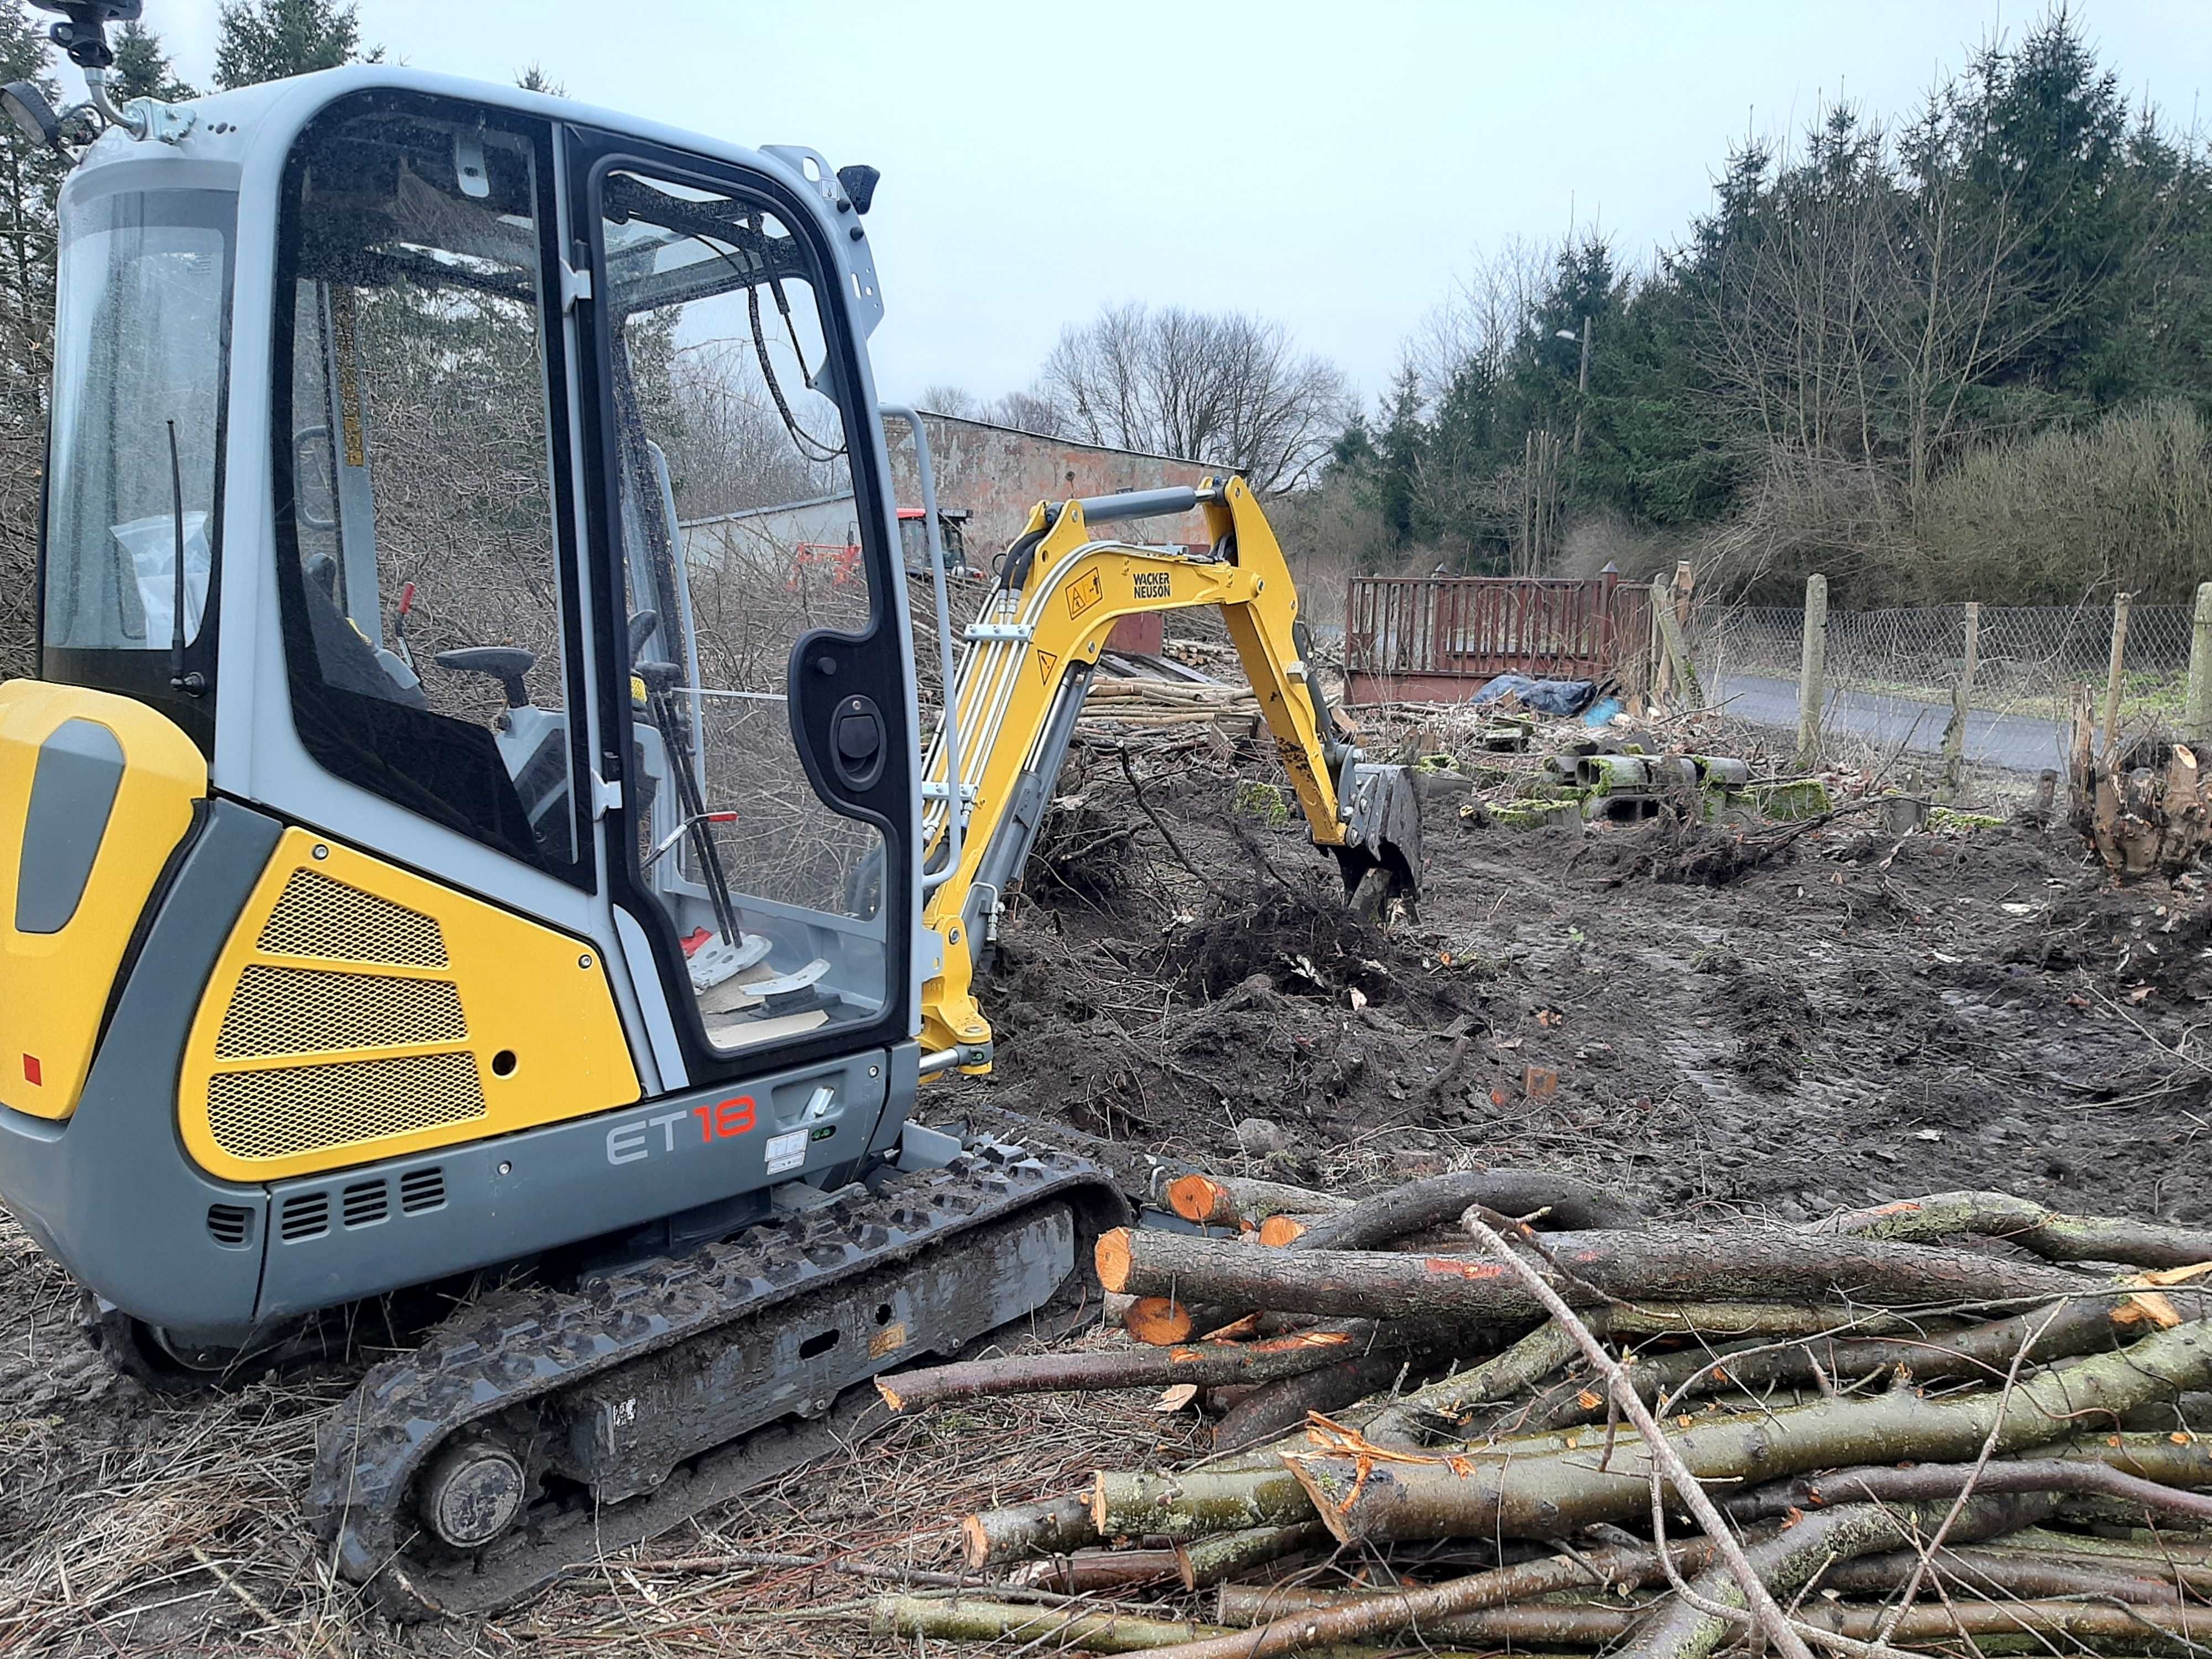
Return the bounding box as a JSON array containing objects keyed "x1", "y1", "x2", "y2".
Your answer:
[
  {"x1": 255, "y1": 868, "x2": 448, "y2": 967},
  {"x1": 214, "y1": 964, "x2": 467, "y2": 1059},
  {"x1": 206, "y1": 1052, "x2": 486, "y2": 1162}
]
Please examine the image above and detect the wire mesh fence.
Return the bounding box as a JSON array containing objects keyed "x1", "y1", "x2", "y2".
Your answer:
[{"x1": 1695, "y1": 598, "x2": 2202, "y2": 775}]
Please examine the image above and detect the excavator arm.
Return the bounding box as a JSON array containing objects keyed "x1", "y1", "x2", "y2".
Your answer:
[{"x1": 916, "y1": 474, "x2": 1422, "y2": 1068}]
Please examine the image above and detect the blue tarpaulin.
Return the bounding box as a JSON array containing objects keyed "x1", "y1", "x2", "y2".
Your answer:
[{"x1": 1470, "y1": 674, "x2": 1600, "y2": 716}]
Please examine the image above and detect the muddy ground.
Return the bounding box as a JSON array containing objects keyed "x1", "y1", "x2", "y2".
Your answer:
[{"x1": 0, "y1": 710, "x2": 2205, "y2": 1655}]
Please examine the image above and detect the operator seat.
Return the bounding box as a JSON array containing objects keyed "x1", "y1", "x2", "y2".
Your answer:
[{"x1": 300, "y1": 552, "x2": 429, "y2": 709}]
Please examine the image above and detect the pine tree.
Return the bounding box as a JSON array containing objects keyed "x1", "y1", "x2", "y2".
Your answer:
[
  {"x1": 515, "y1": 64, "x2": 565, "y2": 97},
  {"x1": 112, "y1": 19, "x2": 196, "y2": 103},
  {"x1": 213, "y1": 0, "x2": 373, "y2": 89}
]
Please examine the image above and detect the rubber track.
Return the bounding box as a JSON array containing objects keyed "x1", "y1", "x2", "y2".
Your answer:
[{"x1": 304, "y1": 1144, "x2": 1123, "y2": 1618}]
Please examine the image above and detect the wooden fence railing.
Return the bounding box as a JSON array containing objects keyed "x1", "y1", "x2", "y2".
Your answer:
[{"x1": 1343, "y1": 572, "x2": 1650, "y2": 703}]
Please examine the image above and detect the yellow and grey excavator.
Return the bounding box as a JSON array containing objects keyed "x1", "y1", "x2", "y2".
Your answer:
[{"x1": 0, "y1": 2, "x2": 1419, "y2": 1615}]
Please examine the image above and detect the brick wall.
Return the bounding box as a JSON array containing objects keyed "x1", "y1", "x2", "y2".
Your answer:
[{"x1": 886, "y1": 413, "x2": 1212, "y2": 559}]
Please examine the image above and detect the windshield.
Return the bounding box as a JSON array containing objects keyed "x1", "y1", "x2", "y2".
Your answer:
[{"x1": 43, "y1": 190, "x2": 233, "y2": 654}]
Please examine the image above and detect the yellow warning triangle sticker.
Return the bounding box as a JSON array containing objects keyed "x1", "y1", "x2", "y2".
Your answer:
[{"x1": 1035, "y1": 649, "x2": 1059, "y2": 685}]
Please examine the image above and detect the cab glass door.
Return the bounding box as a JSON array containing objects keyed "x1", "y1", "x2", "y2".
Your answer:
[
  {"x1": 272, "y1": 92, "x2": 586, "y2": 881},
  {"x1": 577, "y1": 150, "x2": 901, "y2": 1062}
]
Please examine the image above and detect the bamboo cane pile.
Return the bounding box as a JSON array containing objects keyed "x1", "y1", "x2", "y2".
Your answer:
[{"x1": 868, "y1": 1171, "x2": 2212, "y2": 1657}]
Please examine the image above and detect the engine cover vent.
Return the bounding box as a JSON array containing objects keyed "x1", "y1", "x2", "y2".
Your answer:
[
  {"x1": 205, "y1": 1203, "x2": 253, "y2": 1248},
  {"x1": 208, "y1": 1053, "x2": 487, "y2": 1163},
  {"x1": 255, "y1": 868, "x2": 448, "y2": 967},
  {"x1": 215, "y1": 964, "x2": 467, "y2": 1060}
]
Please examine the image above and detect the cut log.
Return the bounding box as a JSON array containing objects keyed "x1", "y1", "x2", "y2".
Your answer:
[
  {"x1": 1258, "y1": 1214, "x2": 1307, "y2": 1248},
  {"x1": 1293, "y1": 1170, "x2": 1645, "y2": 1252},
  {"x1": 1089, "y1": 1467, "x2": 1315, "y2": 1540},
  {"x1": 870, "y1": 1597, "x2": 1235, "y2": 1655},
  {"x1": 1119, "y1": 1536, "x2": 1726, "y2": 1659},
  {"x1": 1512, "y1": 1291, "x2": 2206, "y2": 1436},
  {"x1": 1114, "y1": 1171, "x2": 1647, "y2": 1345},
  {"x1": 1369, "y1": 1302, "x2": 1938, "y2": 1447},
  {"x1": 877, "y1": 1323, "x2": 1384, "y2": 1412},
  {"x1": 1728, "y1": 1450, "x2": 2212, "y2": 1525},
  {"x1": 1175, "y1": 1520, "x2": 1327, "y2": 1591},
  {"x1": 1166, "y1": 1174, "x2": 1350, "y2": 1229},
  {"x1": 1212, "y1": 1349, "x2": 1413, "y2": 1453},
  {"x1": 1096, "y1": 1223, "x2": 2096, "y2": 1324},
  {"x1": 1284, "y1": 1317, "x2": 2212, "y2": 1543},
  {"x1": 1123, "y1": 1296, "x2": 1194, "y2": 1346},
  {"x1": 960, "y1": 1495, "x2": 1097, "y2": 1569},
  {"x1": 869, "y1": 1596, "x2": 1446, "y2": 1657},
  {"x1": 1823, "y1": 1190, "x2": 2212, "y2": 1269},
  {"x1": 1008, "y1": 1547, "x2": 1182, "y2": 1592},
  {"x1": 1216, "y1": 1587, "x2": 1637, "y2": 1647},
  {"x1": 1819, "y1": 1546, "x2": 2185, "y2": 1605}
]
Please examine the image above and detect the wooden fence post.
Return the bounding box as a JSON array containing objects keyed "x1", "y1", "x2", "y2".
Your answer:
[
  {"x1": 1650, "y1": 574, "x2": 1672, "y2": 707},
  {"x1": 2100, "y1": 590, "x2": 2133, "y2": 766},
  {"x1": 1796, "y1": 574, "x2": 1828, "y2": 772},
  {"x1": 1940, "y1": 601, "x2": 1981, "y2": 796},
  {"x1": 1650, "y1": 572, "x2": 1704, "y2": 711},
  {"x1": 2187, "y1": 581, "x2": 2212, "y2": 750}
]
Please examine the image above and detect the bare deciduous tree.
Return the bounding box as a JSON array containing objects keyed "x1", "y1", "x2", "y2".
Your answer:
[{"x1": 1040, "y1": 303, "x2": 1349, "y2": 494}]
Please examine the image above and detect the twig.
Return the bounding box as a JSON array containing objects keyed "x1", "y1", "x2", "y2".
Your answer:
[{"x1": 1115, "y1": 745, "x2": 1213, "y2": 888}]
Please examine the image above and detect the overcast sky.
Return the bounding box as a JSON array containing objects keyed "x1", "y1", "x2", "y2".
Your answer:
[{"x1": 143, "y1": 1, "x2": 2209, "y2": 413}]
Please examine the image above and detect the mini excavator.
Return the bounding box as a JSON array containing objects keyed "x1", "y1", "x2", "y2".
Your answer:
[{"x1": 0, "y1": 4, "x2": 1420, "y2": 1616}]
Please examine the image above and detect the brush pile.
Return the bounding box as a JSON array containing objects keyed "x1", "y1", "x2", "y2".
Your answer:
[{"x1": 868, "y1": 1172, "x2": 2212, "y2": 1657}]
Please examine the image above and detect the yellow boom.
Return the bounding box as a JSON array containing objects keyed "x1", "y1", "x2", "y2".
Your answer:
[{"x1": 915, "y1": 476, "x2": 1420, "y2": 1068}]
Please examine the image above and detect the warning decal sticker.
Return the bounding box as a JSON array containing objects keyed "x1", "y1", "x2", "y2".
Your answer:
[{"x1": 1066, "y1": 568, "x2": 1103, "y2": 620}]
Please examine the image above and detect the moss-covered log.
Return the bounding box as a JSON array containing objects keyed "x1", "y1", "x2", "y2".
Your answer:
[
  {"x1": 1008, "y1": 1548, "x2": 1183, "y2": 1592},
  {"x1": 1089, "y1": 1467, "x2": 1317, "y2": 1538},
  {"x1": 1175, "y1": 1520, "x2": 1328, "y2": 1590},
  {"x1": 867, "y1": 1595, "x2": 1421, "y2": 1656},
  {"x1": 1819, "y1": 1546, "x2": 2185, "y2": 1604},
  {"x1": 1285, "y1": 1318, "x2": 2212, "y2": 1543},
  {"x1": 959, "y1": 1495, "x2": 1098, "y2": 1568},
  {"x1": 1215, "y1": 1585, "x2": 1641, "y2": 1646},
  {"x1": 1824, "y1": 1190, "x2": 2212, "y2": 1268},
  {"x1": 1108, "y1": 1536, "x2": 1725, "y2": 1659},
  {"x1": 1623, "y1": 1494, "x2": 2062, "y2": 1659}
]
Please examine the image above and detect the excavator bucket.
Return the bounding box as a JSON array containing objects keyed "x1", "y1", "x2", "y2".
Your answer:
[{"x1": 1335, "y1": 761, "x2": 1424, "y2": 917}]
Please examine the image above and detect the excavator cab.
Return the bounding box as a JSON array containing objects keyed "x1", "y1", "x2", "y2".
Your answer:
[
  {"x1": 0, "y1": 22, "x2": 1417, "y2": 1614},
  {"x1": 8, "y1": 63, "x2": 924, "y2": 1351}
]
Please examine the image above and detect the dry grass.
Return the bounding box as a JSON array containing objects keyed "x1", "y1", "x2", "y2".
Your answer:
[{"x1": 0, "y1": 1203, "x2": 1223, "y2": 1657}]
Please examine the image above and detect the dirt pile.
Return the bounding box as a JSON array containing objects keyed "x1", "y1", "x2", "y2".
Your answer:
[{"x1": 950, "y1": 736, "x2": 2210, "y2": 1229}]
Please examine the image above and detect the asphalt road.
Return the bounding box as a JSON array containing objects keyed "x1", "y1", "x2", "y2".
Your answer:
[{"x1": 1711, "y1": 672, "x2": 2064, "y2": 774}]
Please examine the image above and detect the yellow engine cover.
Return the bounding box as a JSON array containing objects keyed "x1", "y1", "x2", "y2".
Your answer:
[
  {"x1": 180, "y1": 830, "x2": 640, "y2": 1182},
  {"x1": 0, "y1": 681, "x2": 207, "y2": 1120}
]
